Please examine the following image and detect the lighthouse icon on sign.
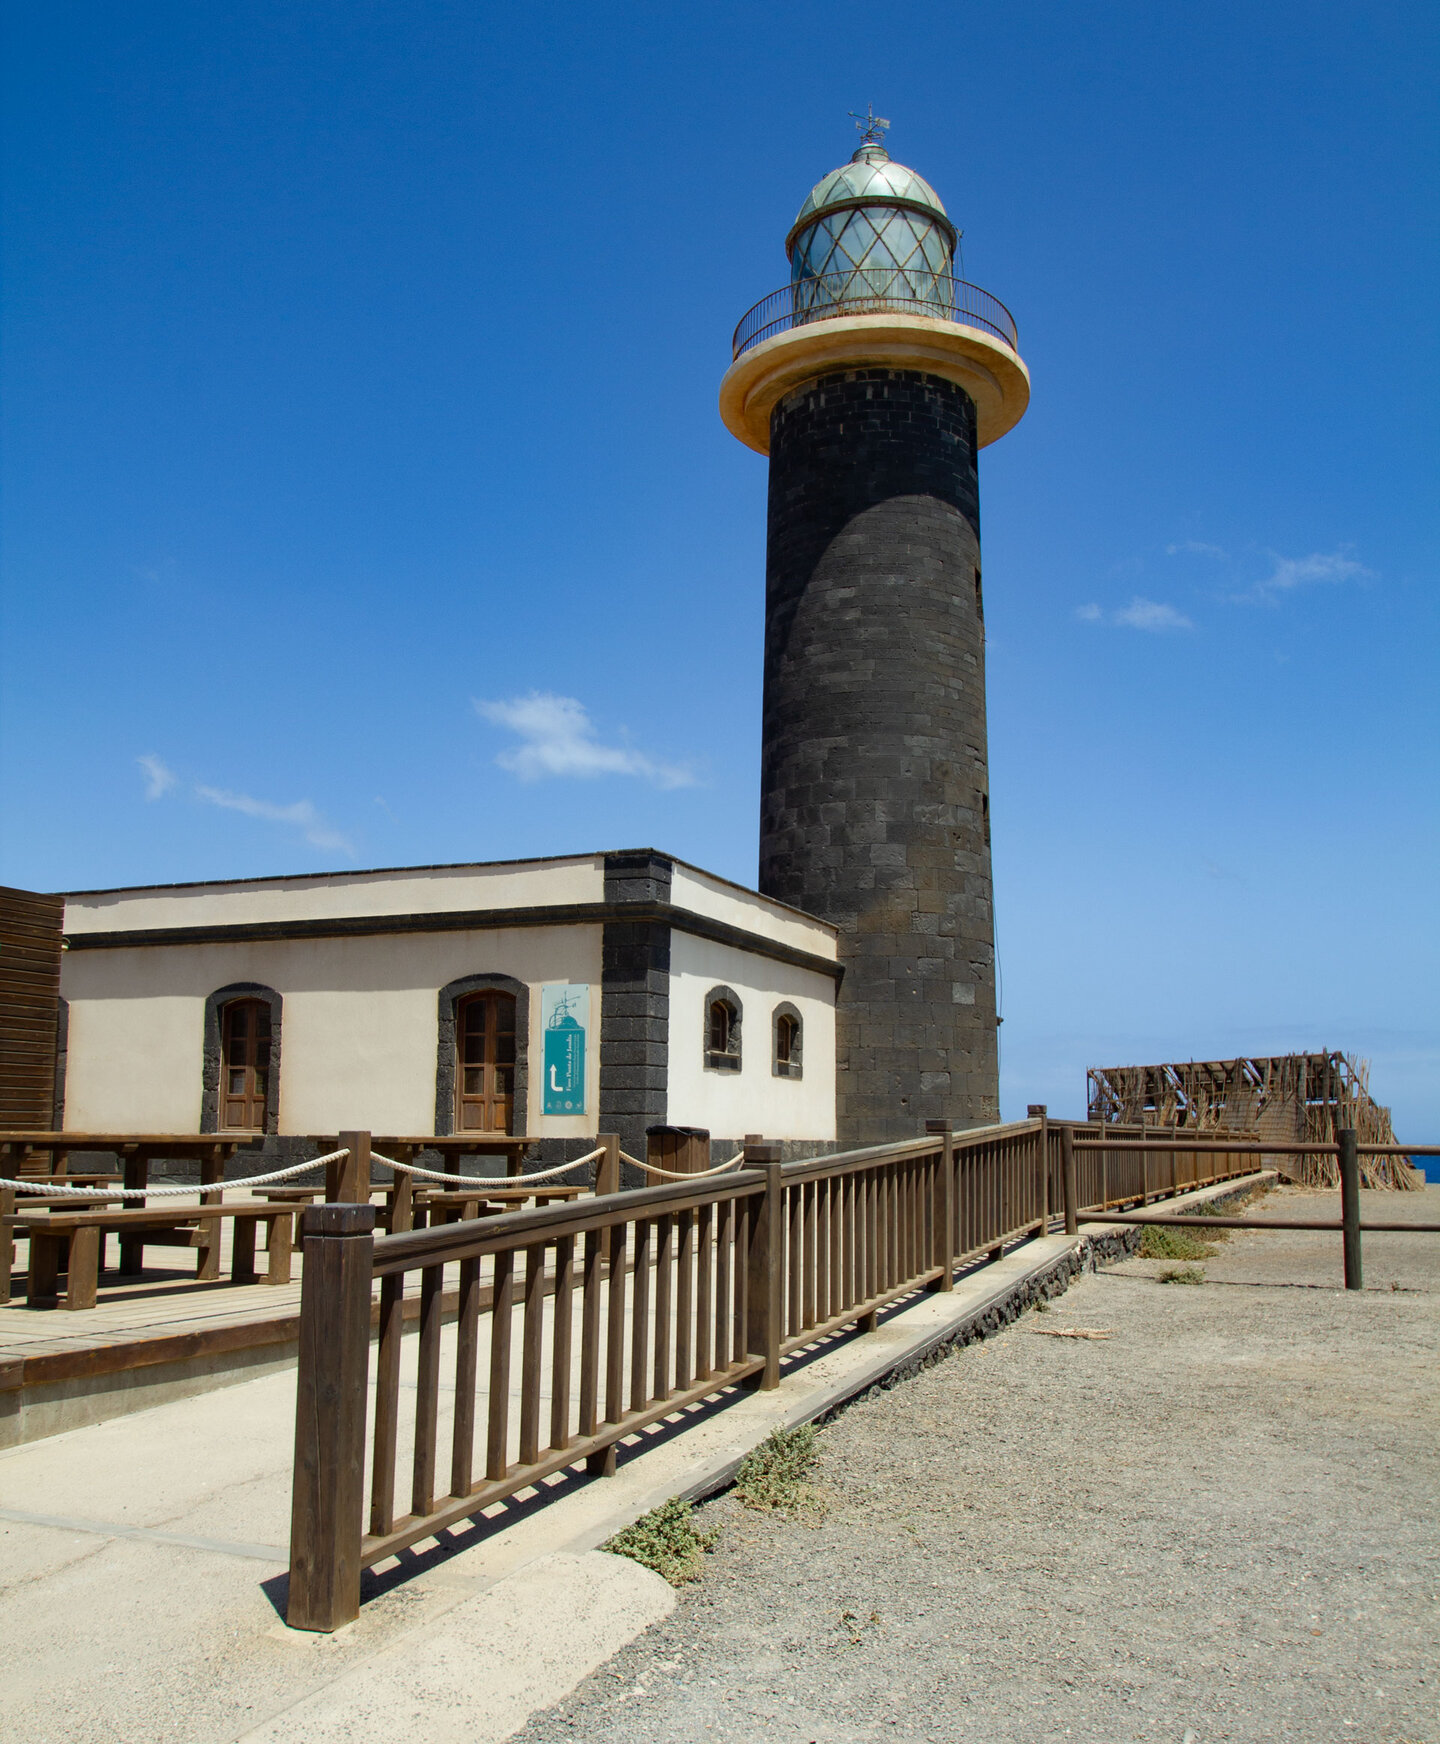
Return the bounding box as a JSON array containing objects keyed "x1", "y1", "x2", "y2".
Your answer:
[{"x1": 542, "y1": 985, "x2": 588, "y2": 1115}]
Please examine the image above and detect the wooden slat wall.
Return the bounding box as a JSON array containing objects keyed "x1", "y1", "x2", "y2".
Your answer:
[{"x1": 0, "y1": 886, "x2": 64, "y2": 1128}]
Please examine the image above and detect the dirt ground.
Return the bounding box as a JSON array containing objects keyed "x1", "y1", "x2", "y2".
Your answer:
[{"x1": 512, "y1": 1186, "x2": 1440, "y2": 1744}]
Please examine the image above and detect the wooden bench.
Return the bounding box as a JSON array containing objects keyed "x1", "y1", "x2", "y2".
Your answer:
[
  {"x1": 14, "y1": 1204, "x2": 295, "y2": 1310},
  {"x1": 409, "y1": 1184, "x2": 582, "y2": 1228},
  {"x1": 0, "y1": 1192, "x2": 125, "y2": 1304}
]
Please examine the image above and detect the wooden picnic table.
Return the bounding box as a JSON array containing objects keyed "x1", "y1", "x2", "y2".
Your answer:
[
  {"x1": 13, "y1": 1201, "x2": 296, "y2": 1310},
  {"x1": 0, "y1": 1135, "x2": 254, "y2": 1271}
]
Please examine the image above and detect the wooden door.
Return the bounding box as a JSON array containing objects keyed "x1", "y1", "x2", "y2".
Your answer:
[
  {"x1": 456, "y1": 991, "x2": 516, "y2": 1132},
  {"x1": 220, "y1": 999, "x2": 271, "y2": 1131}
]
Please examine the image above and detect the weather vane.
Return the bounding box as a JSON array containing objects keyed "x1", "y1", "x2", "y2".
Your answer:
[{"x1": 849, "y1": 104, "x2": 890, "y2": 146}]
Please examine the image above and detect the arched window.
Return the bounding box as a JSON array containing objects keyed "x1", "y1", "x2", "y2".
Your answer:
[
  {"x1": 772, "y1": 1003, "x2": 804, "y2": 1079},
  {"x1": 220, "y1": 998, "x2": 272, "y2": 1131},
  {"x1": 455, "y1": 989, "x2": 517, "y2": 1132},
  {"x1": 703, "y1": 986, "x2": 742, "y2": 1073}
]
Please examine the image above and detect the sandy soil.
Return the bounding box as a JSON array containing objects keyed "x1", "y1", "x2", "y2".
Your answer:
[{"x1": 512, "y1": 1186, "x2": 1440, "y2": 1744}]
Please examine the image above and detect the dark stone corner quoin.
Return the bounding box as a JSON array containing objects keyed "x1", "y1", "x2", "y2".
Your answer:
[
  {"x1": 759, "y1": 368, "x2": 999, "y2": 1147},
  {"x1": 600, "y1": 851, "x2": 673, "y2": 1177}
]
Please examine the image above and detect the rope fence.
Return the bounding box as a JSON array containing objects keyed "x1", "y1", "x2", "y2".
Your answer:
[
  {"x1": 0, "y1": 1150, "x2": 350, "y2": 1200},
  {"x1": 369, "y1": 1148, "x2": 606, "y2": 1188},
  {"x1": 618, "y1": 1148, "x2": 748, "y2": 1180},
  {"x1": 0, "y1": 1141, "x2": 748, "y2": 1201}
]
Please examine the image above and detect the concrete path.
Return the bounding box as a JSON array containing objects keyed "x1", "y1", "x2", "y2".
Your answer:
[{"x1": 0, "y1": 1197, "x2": 1140, "y2": 1743}]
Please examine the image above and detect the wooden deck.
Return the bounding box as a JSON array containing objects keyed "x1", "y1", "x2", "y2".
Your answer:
[{"x1": 0, "y1": 1219, "x2": 326, "y2": 1445}]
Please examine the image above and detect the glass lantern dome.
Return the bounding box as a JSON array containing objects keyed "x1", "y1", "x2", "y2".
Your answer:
[{"x1": 787, "y1": 142, "x2": 957, "y2": 319}]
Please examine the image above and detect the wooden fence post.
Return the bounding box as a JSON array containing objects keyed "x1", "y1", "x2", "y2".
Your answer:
[
  {"x1": 1028, "y1": 1105, "x2": 1049, "y2": 1235},
  {"x1": 287, "y1": 1201, "x2": 376, "y2": 1632},
  {"x1": 744, "y1": 1143, "x2": 783, "y2": 1389},
  {"x1": 1338, "y1": 1128, "x2": 1363, "y2": 1291},
  {"x1": 1061, "y1": 1126, "x2": 1079, "y2": 1236},
  {"x1": 386, "y1": 1143, "x2": 415, "y2": 1234},
  {"x1": 582, "y1": 1136, "x2": 622, "y2": 1478},
  {"x1": 0, "y1": 1183, "x2": 14, "y2": 1304},
  {"x1": 595, "y1": 1133, "x2": 620, "y2": 1198},
  {"x1": 328, "y1": 1131, "x2": 371, "y2": 1203},
  {"x1": 925, "y1": 1120, "x2": 953, "y2": 1291}
]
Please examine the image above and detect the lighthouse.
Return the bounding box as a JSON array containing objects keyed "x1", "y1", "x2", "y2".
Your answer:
[{"x1": 720, "y1": 115, "x2": 1030, "y2": 1145}]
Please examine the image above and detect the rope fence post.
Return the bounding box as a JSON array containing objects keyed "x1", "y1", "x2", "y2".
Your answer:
[
  {"x1": 287, "y1": 1201, "x2": 376, "y2": 1632},
  {"x1": 331, "y1": 1131, "x2": 371, "y2": 1204},
  {"x1": 925, "y1": 1119, "x2": 954, "y2": 1291},
  {"x1": 1339, "y1": 1128, "x2": 1363, "y2": 1291},
  {"x1": 595, "y1": 1134, "x2": 620, "y2": 1199},
  {"x1": 745, "y1": 1142, "x2": 783, "y2": 1389},
  {"x1": 387, "y1": 1143, "x2": 415, "y2": 1233},
  {"x1": 1061, "y1": 1126, "x2": 1079, "y2": 1236}
]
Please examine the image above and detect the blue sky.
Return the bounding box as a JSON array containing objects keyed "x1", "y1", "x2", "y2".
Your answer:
[{"x1": 2, "y1": 1, "x2": 1436, "y2": 1131}]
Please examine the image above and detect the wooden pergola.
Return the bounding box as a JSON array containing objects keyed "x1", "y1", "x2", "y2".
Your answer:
[{"x1": 1086, "y1": 1052, "x2": 1417, "y2": 1189}]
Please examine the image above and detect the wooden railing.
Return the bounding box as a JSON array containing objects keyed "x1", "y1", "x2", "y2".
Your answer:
[
  {"x1": 1051, "y1": 1121, "x2": 1257, "y2": 1215},
  {"x1": 285, "y1": 1116, "x2": 1262, "y2": 1629}
]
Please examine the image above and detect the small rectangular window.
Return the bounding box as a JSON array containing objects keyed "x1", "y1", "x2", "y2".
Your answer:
[{"x1": 705, "y1": 996, "x2": 741, "y2": 1072}]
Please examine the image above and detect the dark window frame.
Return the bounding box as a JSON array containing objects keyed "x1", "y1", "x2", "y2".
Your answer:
[
  {"x1": 703, "y1": 984, "x2": 743, "y2": 1074},
  {"x1": 201, "y1": 983, "x2": 282, "y2": 1135},
  {"x1": 772, "y1": 1001, "x2": 804, "y2": 1079}
]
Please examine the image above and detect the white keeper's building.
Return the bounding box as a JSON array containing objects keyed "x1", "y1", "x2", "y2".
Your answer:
[{"x1": 54, "y1": 848, "x2": 839, "y2": 1165}]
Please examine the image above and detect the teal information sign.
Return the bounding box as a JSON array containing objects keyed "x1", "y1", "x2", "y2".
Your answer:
[{"x1": 541, "y1": 984, "x2": 589, "y2": 1116}]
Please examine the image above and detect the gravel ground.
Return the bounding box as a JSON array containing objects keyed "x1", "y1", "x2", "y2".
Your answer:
[{"x1": 513, "y1": 1187, "x2": 1440, "y2": 1744}]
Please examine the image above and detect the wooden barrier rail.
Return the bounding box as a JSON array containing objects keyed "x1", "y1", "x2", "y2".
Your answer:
[
  {"x1": 1070, "y1": 1129, "x2": 1438, "y2": 1291},
  {"x1": 286, "y1": 1116, "x2": 1262, "y2": 1631}
]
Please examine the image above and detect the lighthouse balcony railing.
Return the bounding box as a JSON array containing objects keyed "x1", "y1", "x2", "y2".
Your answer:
[{"x1": 732, "y1": 271, "x2": 1019, "y2": 361}]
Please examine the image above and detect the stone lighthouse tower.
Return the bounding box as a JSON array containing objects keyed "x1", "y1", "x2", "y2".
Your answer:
[{"x1": 720, "y1": 117, "x2": 1030, "y2": 1145}]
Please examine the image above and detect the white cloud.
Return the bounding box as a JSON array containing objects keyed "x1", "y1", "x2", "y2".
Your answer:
[
  {"x1": 1166, "y1": 540, "x2": 1229, "y2": 560},
  {"x1": 137, "y1": 754, "x2": 177, "y2": 800},
  {"x1": 1078, "y1": 597, "x2": 1194, "y2": 632},
  {"x1": 194, "y1": 785, "x2": 353, "y2": 853},
  {"x1": 476, "y1": 692, "x2": 696, "y2": 789},
  {"x1": 1114, "y1": 596, "x2": 1194, "y2": 631},
  {"x1": 1242, "y1": 549, "x2": 1375, "y2": 604}
]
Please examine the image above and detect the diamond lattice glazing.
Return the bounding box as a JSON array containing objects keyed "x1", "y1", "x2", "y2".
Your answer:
[{"x1": 789, "y1": 147, "x2": 955, "y2": 317}]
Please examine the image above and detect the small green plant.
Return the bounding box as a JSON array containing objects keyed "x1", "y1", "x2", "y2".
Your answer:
[
  {"x1": 840, "y1": 1607, "x2": 882, "y2": 1645},
  {"x1": 733, "y1": 1423, "x2": 824, "y2": 1518},
  {"x1": 1158, "y1": 1264, "x2": 1205, "y2": 1286},
  {"x1": 605, "y1": 1497, "x2": 718, "y2": 1585},
  {"x1": 1140, "y1": 1225, "x2": 1214, "y2": 1261}
]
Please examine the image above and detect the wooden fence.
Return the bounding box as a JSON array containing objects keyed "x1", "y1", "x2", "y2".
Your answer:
[{"x1": 286, "y1": 1115, "x2": 1260, "y2": 1629}]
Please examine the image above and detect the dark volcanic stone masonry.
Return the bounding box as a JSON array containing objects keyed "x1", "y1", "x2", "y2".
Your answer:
[{"x1": 760, "y1": 367, "x2": 998, "y2": 1144}]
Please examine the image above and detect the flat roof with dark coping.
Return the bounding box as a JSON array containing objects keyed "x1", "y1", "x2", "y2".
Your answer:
[{"x1": 59, "y1": 848, "x2": 837, "y2": 937}]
